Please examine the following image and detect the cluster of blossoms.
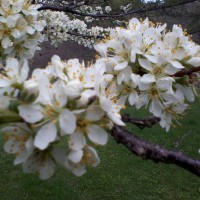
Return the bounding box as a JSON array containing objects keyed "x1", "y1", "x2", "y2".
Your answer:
[
  {"x1": 0, "y1": 55, "x2": 124, "y2": 180},
  {"x1": 94, "y1": 18, "x2": 200, "y2": 131},
  {"x1": 79, "y1": 5, "x2": 112, "y2": 23},
  {"x1": 0, "y1": 0, "x2": 46, "y2": 63},
  {"x1": 41, "y1": 10, "x2": 111, "y2": 48},
  {"x1": 79, "y1": 5, "x2": 112, "y2": 15}
]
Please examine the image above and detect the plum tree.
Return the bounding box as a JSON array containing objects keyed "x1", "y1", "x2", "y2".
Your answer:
[{"x1": 0, "y1": 0, "x2": 200, "y2": 180}]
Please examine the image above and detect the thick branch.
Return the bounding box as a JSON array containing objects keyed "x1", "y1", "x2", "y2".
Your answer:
[
  {"x1": 122, "y1": 115, "x2": 160, "y2": 129},
  {"x1": 173, "y1": 66, "x2": 200, "y2": 77},
  {"x1": 111, "y1": 125, "x2": 200, "y2": 177}
]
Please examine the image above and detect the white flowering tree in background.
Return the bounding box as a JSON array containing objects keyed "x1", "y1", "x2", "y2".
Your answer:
[
  {"x1": 0, "y1": 0, "x2": 200, "y2": 180},
  {"x1": 36, "y1": 0, "x2": 200, "y2": 47}
]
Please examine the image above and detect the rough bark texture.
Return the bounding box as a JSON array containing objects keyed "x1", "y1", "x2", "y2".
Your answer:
[{"x1": 111, "y1": 125, "x2": 200, "y2": 177}]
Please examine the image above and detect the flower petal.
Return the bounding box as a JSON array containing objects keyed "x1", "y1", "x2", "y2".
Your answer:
[
  {"x1": 138, "y1": 58, "x2": 153, "y2": 71},
  {"x1": 68, "y1": 150, "x2": 83, "y2": 163},
  {"x1": 71, "y1": 163, "x2": 86, "y2": 176},
  {"x1": 18, "y1": 104, "x2": 43, "y2": 123},
  {"x1": 52, "y1": 148, "x2": 68, "y2": 168},
  {"x1": 114, "y1": 61, "x2": 128, "y2": 70},
  {"x1": 59, "y1": 109, "x2": 76, "y2": 135},
  {"x1": 85, "y1": 105, "x2": 105, "y2": 121},
  {"x1": 34, "y1": 123, "x2": 57, "y2": 150},
  {"x1": 39, "y1": 158, "x2": 55, "y2": 180},
  {"x1": 140, "y1": 74, "x2": 155, "y2": 84},
  {"x1": 68, "y1": 131, "x2": 86, "y2": 151},
  {"x1": 87, "y1": 125, "x2": 108, "y2": 145}
]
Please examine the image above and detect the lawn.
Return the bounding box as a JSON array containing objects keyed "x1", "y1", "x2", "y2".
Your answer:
[{"x1": 0, "y1": 100, "x2": 200, "y2": 200}]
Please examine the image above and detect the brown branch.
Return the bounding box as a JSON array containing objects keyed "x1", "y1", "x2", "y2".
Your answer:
[
  {"x1": 111, "y1": 125, "x2": 200, "y2": 177},
  {"x1": 172, "y1": 66, "x2": 200, "y2": 77},
  {"x1": 122, "y1": 115, "x2": 160, "y2": 129},
  {"x1": 66, "y1": 31, "x2": 104, "y2": 39}
]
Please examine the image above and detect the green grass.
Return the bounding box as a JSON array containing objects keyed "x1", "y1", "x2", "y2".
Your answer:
[{"x1": 1, "y1": 100, "x2": 200, "y2": 200}]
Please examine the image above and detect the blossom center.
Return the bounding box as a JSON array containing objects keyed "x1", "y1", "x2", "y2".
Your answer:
[
  {"x1": 152, "y1": 67, "x2": 163, "y2": 76},
  {"x1": 149, "y1": 88, "x2": 159, "y2": 99}
]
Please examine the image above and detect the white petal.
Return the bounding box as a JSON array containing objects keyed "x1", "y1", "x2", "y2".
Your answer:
[
  {"x1": 86, "y1": 105, "x2": 105, "y2": 121},
  {"x1": 20, "y1": 59, "x2": 29, "y2": 83},
  {"x1": 59, "y1": 109, "x2": 76, "y2": 135},
  {"x1": 131, "y1": 73, "x2": 140, "y2": 86},
  {"x1": 87, "y1": 125, "x2": 108, "y2": 145},
  {"x1": 68, "y1": 150, "x2": 83, "y2": 163},
  {"x1": 12, "y1": 29, "x2": 21, "y2": 38},
  {"x1": 26, "y1": 26, "x2": 35, "y2": 34},
  {"x1": 4, "y1": 138, "x2": 19, "y2": 154},
  {"x1": 157, "y1": 78, "x2": 174, "y2": 89},
  {"x1": 117, "y1": 72, "x2": 124, "y2": 85},
  {"x1": 149, "y1": 100, "x2": 162, "y2": 117},
  {"x1": 71, "y1": 164, "x2": 86, "y2": 176},
  {"x1": 128, "y1": 92, "x2": 138, "y2": 105},
  {"x1": 6, "y1": 57, "x2": 19, "y2": 77},
  {"x1": 187, "y1": 57, "x2": 200, "y2": 67},
  {"x1": 68, "y1": 131, "x2": 86, "y2": 151},
  {"x1": 34, "y1": 123, "x2": 57, "y2": 150},
  {"x1": 143, "y1": 27, "x2": 157, "y2": 45},
  {"x1": 53, "y1": 80, "x2": 68, "y2": 107},
  {"x1": 108, "y1": 112, "x2": 125, "y2": 126},
  {"x1": 39, "y1": 158, "x2": 55, "y2": 180},
  {"x1": 130, "y1": 50, "x2": 136, "y2": 63},
  {"x1": 6, "y1": 15, "x2": 19, "y2": 28},
  {"x1": 114, "y1": 61, "x2": 128, "y2": 70},
  {"x1": 2, "y1": 37, "x2": 13, "y2": 49},
  {"x1": 138, "y1": 93, "x2": 149, "y2": 106},
  {"x1": 22, "y1": 155, "x2": 40, "y2": 173},
  {"x1": 140, "y1": 74, "x2": 155, "y2": 84},
  {"x1": 33, "y1": 23, "x2": 44, "y2": 31},
  {"x1": 100, "y1": 97, "x2": 112, "y2": 112},
  {"x1": 14, "y1": 138, "x2": 34, "y2": 165},
  {"x1": 144, "y1": 54, "x2": 157, "y2": 63},
  {"x1": 170, "y1": 61, "x2": 184, "y2": 69},
  {"x1": 138, "y1": 58, "x2": 153, "y2": 71},
  {"x1": 0, "y1": 76, "x2": 12, "y2": 87},
  {"x1": 12, "y1": 2, "x2": 23, "y2": 13},
  {"x1": 18, "y1": 104, "x2": 43, "y2": 123},
  {"x1": 14, "y1": 150, "x2": 33, "y2": 165},
  {"x1": 1, "y1": 0, "x2": 10, "y2": 11},
  {"x1": 183, "y1": 87, "x2": 195, "y2": 102},
  {"x1": 52, "y1": 148, "x2": 67, "y2": 168}
]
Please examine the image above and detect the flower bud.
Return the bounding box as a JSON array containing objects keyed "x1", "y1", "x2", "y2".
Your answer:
[
  {"x1": 65, "y1": 80, "x2": 83, "y2": 99},
  {"x1": 21, "y1": 80, "x2": 39, "y2": 103}
]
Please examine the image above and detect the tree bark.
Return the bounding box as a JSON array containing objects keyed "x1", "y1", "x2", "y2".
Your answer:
[{"x1": 111, "y1": 125, "x2": 200, "y2": 177}]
